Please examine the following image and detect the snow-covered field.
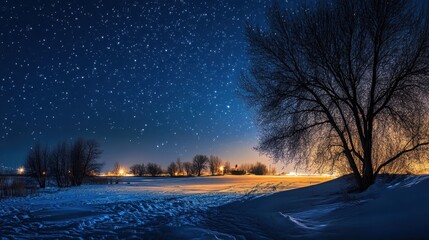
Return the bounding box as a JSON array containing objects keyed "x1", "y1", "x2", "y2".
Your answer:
[
  {"x1": 0, "y1": 175, "x2": 331, "y2": 239},
  {"x1": 3, "y1": 175, "x2": 426, "y2": 239}
]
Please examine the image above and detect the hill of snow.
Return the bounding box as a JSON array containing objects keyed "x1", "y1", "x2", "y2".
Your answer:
[{"x1": 184, "y1": 175, "x2": 429, "y2": 239}]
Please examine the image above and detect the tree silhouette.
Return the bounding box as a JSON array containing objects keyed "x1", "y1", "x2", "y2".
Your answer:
[
  {"x1": 25, "y1": 143, "x2": 49, "y2": 188},
  {"x1": 49, "y1": 141, "x2": 70, "y2": 187},
  {"x1": 192, "y1": 155, "x2": 208, "y2": 176},
  {"x1": 146, "y1": 162, "x2": 163, "y2": 176},
  {"x1": 69, "y1": 139, "x2": 102, "y2": 186},
  {"x1": 167, "y1": 161, "x2": 178, "y2": 176},
  {"x1": 208, "y1": 155, "x2": 222, "y2": 175},
  {"x1": 183, "y1": 162, "x2": 193, "y2": 176},
  {"x1": 242, "y1": 0, "x2": 429, "y2": 190},
  {"x1": 130, "y1": 164, "x2": 145, "y2": 176},
  {"x1": 175, "y1": 158, "x2": 184, "y2": 175},
  {"x1": 250, "y1": 162, "x2": 268, "y2": 175}
]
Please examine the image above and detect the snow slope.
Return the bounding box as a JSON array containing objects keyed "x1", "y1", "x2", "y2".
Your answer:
[{"x1": 196, "y1": 175, "x2": 429, "y2": 240}]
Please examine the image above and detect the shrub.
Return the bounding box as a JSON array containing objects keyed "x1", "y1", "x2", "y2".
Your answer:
[{"x1": 250, "y1": 162, "x2": 269, "y2": 175}]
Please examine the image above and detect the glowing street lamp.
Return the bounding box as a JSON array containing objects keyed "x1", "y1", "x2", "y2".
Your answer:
[
  {"x1": 17, "y1": 167, "x2": 25, "y2": 175},
  {"x1": 119, "y1": 169, "x2": 125, "y2": 176}
]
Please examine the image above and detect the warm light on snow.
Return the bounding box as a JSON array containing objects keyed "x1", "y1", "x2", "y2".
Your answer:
[{"x1": 0, "y1": 175, "x2": 333, "y2": 239}]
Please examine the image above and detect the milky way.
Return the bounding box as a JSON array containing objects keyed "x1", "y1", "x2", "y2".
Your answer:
[{"x1": 0, "y1": 0, "x2": 300, "y2": 169}]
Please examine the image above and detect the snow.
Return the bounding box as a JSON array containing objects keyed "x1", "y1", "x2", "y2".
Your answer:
[
  {"x1": 0, "y1": 175, "x2": 330, "y2": 239},
  {"x1": 2, "y1": 175, "x2": 427, "y2": 239},
  {"x1": 196, "y1": 174, "x2": 429, "y2": 239}
]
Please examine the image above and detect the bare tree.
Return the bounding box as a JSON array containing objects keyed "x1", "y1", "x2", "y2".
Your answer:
[
  {"x1": 192, "y1": 155, "x2": 208, "y2": 176},
  {"x1": 223, "y1": 161, "x2": 231, "y2": 174},
  {"x1": 49, "y1": 141, "x2": 70, "y2": 187},
  {"x1": 111, "y1": 161, "x2": 122, "y2": 184},
  {"x1": 70, "y1": 139, "x2": 84, "y2": 186},
  {"x1": 70, "y1": 139, "x2": 103, "y2": 186},
  {"x1": 208, "y1": 155, "x2": 222, "y2": 175},
  {"x1": 146, "y1": 162, "x2": 163, "y2": 176},
  {"x1": 183, "y1": 162, "x2": 193, "y2": 176},
  {"x1": 167, "y1": 161, "x2": 178, "y2": 177},
  {"x1": 25, "y1": 143, "x2": 49, "y2": 188},
  {"x1": 113, "y1": 162, "x2": 121, "y2": 175},
  {"x1": 175, "y1": 158, "x2": 183, "y2": 175},
  {"x1": 242, "y1": 0, "x2": 429, "y2": 190},
  {"x1": 130, "y1": 164, "x2": 145, "y2": 176}
]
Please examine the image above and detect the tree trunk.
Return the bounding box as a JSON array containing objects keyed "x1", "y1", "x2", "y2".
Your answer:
[
  {"x1": 361, "y1": 165, "x2": 374, "y2": 191},
  {"x1": 361, "y1": 130, "x2": 375, "y2": 191}
]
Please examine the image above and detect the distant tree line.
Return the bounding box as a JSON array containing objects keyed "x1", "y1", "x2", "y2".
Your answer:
[
  {"x1": 128, "y1": 155, "x2": 228, "y2": 177},
  {"x1": 129, "y1": 154, "x2": 274, "y2": 177},
  {"x1": 25, "y1": 139, "x2": 103, "y2": 188},
  {"x1": 237, "y1": 162, "x2": 275, "y2": 175}
]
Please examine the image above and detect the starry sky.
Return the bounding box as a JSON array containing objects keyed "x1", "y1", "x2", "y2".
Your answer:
[{"x1": 0, "y1": 0, "x2": 302, "y2": 171}]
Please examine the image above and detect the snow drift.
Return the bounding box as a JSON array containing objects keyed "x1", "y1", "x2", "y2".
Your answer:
[{"x1": 197, "y1": 175, "x2": 429, "y2": 240}]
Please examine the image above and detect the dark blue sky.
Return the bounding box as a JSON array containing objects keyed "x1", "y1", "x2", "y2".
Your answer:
[{"x1": 0, "y1": 0, "x2": 301, "y2": 170}]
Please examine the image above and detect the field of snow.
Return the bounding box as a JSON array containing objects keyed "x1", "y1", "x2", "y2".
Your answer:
[
  {"x1": 4, "y1": 174, "x2": 425, "y2": 239},
  {"x1": 0, "y1": 175, "x2": 331, "y2": 239}
]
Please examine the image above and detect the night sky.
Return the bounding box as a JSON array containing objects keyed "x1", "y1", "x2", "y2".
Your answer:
[{"x1": 0, "y1": 0, "x2": 301, "y2": 170}]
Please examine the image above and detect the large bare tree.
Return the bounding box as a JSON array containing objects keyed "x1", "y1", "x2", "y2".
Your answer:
[{"x1": 241, "y1": 0, "x2": 429, "y2": 190}]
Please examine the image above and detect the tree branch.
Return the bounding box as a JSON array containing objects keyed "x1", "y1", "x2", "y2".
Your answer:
[{"x1": 375, "y1": 141, "x2": 429, "y2": 176}]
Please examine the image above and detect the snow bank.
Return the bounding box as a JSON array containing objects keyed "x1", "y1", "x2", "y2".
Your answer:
[{"x1": 200, "y1": 175, "x2": 429, "y2": 239}]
